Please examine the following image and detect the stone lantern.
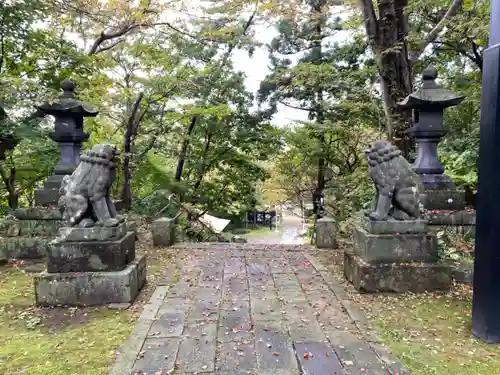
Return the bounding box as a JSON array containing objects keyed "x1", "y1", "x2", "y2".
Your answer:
[
  {"x1": 398, "y1": 65, "x2": 464, "y2": 188},
  {"x1": 397, "y1": 65, "x2": 467, "y2": 212},
  {"x1": 34, "y1": 79, "x2": 98, "y2": 206}
]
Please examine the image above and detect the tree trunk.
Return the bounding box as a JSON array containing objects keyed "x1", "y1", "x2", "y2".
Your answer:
[
  {"x1": 312, "y1": 2, "x2": 326, "y2": 218},
  {"x1": 175, "y1": 116, "x2": 197, "y2": 183},
  {"x1": 376, "y1": 0, "x2": 413, "y2": 156},
  {"x1": 314, "y1": 114, "x2": 326, "y2": 218},
  {"x1": 121, "y1": 93, "x2": 144, "y2": 211},
  {"x1": 0, "y1": 165, "x2": 18, "y2": 209},
  {"x1": 360, "y1": 0, "x2": 464, "y2": 158},
  {"x1": 360, "y1": 0, "x2": 413, "y2": 154}
]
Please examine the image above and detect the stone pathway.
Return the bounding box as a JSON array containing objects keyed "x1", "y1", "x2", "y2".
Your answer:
[
  {"x1": 109, "y1": 244, "x2": 408, "y2": 375},
  {"x1": 247, "y1": 210, "x2": 306, "y2": 245},
  {"x1": 246, "y1": 224, "x2": 305, "y2": 245}
]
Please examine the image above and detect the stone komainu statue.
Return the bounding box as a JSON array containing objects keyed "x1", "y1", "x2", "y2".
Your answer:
[
  {"x1": 58, "y1": 143, "x2": 124, "y2": 227},
  {"x1": 365, "y1": 140, "x2": 424, "y2": 221}
]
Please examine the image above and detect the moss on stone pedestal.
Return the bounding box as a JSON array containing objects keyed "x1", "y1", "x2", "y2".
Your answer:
[
  {"x1": 0, "y1": 214, "x2": 63, "y2": 260},
  {"x1": 344, "y1": 250, "x2": 452, "y2": 293},
  {"x1": 34, "y1": 255, "x2": 147, "y2": 307}
]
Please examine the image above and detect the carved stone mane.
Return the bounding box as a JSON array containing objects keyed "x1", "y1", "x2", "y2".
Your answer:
[{"x1": 367, "y1": 144, "x2": 402, "y2": 166}]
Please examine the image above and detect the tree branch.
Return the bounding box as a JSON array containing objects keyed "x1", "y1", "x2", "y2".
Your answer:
[
  {"x1": 471, "y1": 41, "x2": 483, "y2": 71},
  {"x1": 88, "y1": 23, "x2": 139, "y2": 55},
  {"x1": 410, "y1": 0, "x2": 463, "y2": 61},
  {"x1": 278, "y1": 100, "x2": 312, "y2": 112},
  {"x1": 94, "y1": 39, "x2": 125, "y2": 54},
  {"x1": 16, "y1": 176, "x2": 45, "y2": 194}
]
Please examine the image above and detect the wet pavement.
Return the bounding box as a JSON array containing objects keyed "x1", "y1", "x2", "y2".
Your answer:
[
  {"x1": 246, "y1": 210, "x2": 307, "y2": 245},
  {"x1": 109, "y1": 244, "x2": 408, "y2": 375}
]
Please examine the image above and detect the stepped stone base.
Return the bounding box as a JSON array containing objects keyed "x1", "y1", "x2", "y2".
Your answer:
[
  {"x1": 0, "y1": 207, "x2": 63, "y2": 261},
  {"x1": 34, "y1": 255, "x2": 147, "y2": 307},
  {"x1": 423, "y1": 188, "x2": 466, "y2": 210},
  {"x1": 353, "y1": 226, "x2": 437, "y2": 263},
  {"x1": 344, "y1": 251, "x2": 452, "y2": 293},
  {"x1": 425, "y1": 210, "x2": 476, "y2": 238},
  {"x1": 47, "y1": 231, "x2": 135, "y2": 273},
  {"x1": 34, "y1": 174, "x2": 66, "y2": 206},
  {"x1": 0, "y1": 237, "x2": 52, "y2": 260},
  {"x1": 446, "y1": 260, "x2": 474, "y2": 284},
  {"x1": 425, "y1": 210, "x2": 475, "y2": 225}
]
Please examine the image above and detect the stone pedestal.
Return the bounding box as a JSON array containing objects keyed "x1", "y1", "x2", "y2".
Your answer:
[
  {"x1": 425, "y1": 209, "x2": 476, "y2": 237},
  {"x1": 315, "y1": 217, "x2": 337, "y2": 249},
  {"x1": 34, "y1": 255, "x2": 146, "y2": 307},
  {"x1": 423, "y1": 188, "x2": 466, "y2": 211},
  {"x1": 344, "y1": 251, "x2": 452, "y2": 293},
  {"x1": 417, "y1": 158, "x2": 475, "y2": 236},
  {"x1": 34, "y1": 175, "x2": 66, "y2": 206},
  {"x1": 47, "y1": 228, "x2": 135, "y2": 273},
  {"x1": 152, "y1": 217, "x2": 175, "y2": 247},
  {"x1": 353, "y1": 227, "x2": 437, "y2": 263},
  {"x1": 35, "y1": 223, "x2": 146, "y2": 307},
  {"x1": 344, "y1": 217, "x2": 452, "y2": 293},
  {"x1": 417, "y1": 174, "x2": 476, "y2": 241},
  {"x1": 0, "y1": 208, "x2": 63, "y2": 261}
]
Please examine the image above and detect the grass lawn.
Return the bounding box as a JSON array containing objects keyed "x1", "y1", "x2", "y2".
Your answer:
[
  {"x1": 371, "y1": 290, "x2": 500, "y2": 375},
  {"x1": 315, "y1": 247, "x2": 500, "y2": 375},
  {"x1": 0, "y1": 231, "x2": 179, "y2": 375}
]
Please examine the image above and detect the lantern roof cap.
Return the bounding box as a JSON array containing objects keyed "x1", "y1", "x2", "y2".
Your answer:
[{"x1": 397, "y1": 65, "x2": 465, "y2": 109}]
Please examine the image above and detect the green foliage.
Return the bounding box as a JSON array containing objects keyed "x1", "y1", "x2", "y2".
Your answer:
[
  {"x1": 259, "y1": 1, "x2": 383, "y2": 219},
  {"x1": 132, "y1": 190, "x2": 178, "y2": 217},
  {"x1": 437, "y1": 67, "x2": 482, "y2": 194},
  {"x1": 0, "y1": 0, "x2": 281, "y2": 217},
  {"x1": 436, "y1": 228, "x2": 475, "y2": 261},
  {"x1": 0, "y1": 0, "x2": 487, "y2": 223}
]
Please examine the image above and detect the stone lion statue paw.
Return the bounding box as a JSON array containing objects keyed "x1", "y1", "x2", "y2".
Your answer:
[
  {"x1": 103, "y1": 218, "x2": 120, "y2": 227},
  {"x1": 115, "y1": 214, "x2": 126, "y2": 223},
  {"x1": 368, "y1": 211, "x2": 386, "y2": 221},
  {"x1": 79, "y1": 218, "x2": 95, "y2": 228}
]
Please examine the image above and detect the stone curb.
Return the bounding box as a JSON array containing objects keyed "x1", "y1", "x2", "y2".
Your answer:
[
  {"x1": 107, "y1": 252, "x2": 184, "y2": 375},
  {"x1": 107, "y1": 285, "x2": 169, "y2": 375},
  {"x1": 304, "y1": 252, "x2": 411, "y2": 375}
]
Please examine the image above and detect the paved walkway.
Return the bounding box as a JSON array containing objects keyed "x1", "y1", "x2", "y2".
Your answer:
[
  {"x1": 110, "y1": 244, "x2": 407, "y2": 375},
  {"x1": 246, "y1": 224, "x2": 305, "y2": 245},
  {"x1": 247, "y1": 210, "x2": 307, "y2": 245}
]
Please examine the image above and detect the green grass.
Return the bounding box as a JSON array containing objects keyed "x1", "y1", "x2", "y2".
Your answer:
[
  {"x1": 0, "y1": 266, "x2": 135, "y2": 375},
  {"x1": 314, "y1": 250, "x2": 500, "y2": 375},
  {"x1": 0, "y1": 244, "x2": 179, "y2": 375},
  {"x1": 371, "y1": 290, "x2": 500, "y2": 375}
]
